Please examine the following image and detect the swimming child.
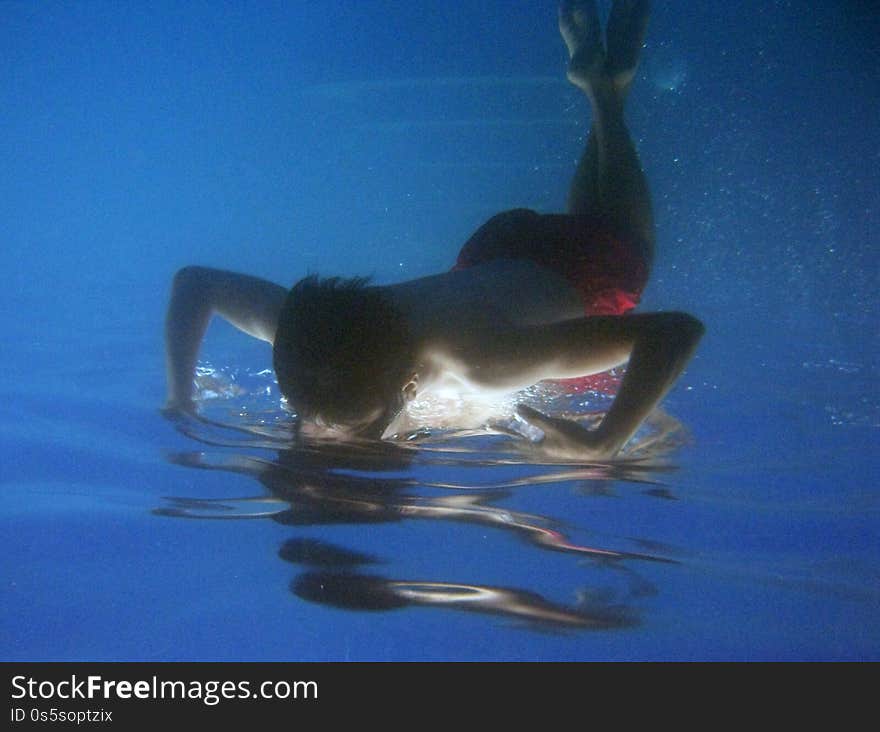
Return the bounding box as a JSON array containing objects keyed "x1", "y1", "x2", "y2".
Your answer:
[{"x1": 164, "y1": 0, "x2": 704, "y2": 460}]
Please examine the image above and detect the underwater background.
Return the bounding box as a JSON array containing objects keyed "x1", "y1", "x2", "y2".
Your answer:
[{"x1": 1, "y1": 0, "x2": 877, "y2": 660}]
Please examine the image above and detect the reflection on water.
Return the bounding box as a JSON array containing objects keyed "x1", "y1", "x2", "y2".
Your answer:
[
  {"x1": 291, "y1": 574, "x2": 638, "y2": 630},
  {"x1": 158, "y1": 365, "x2": 691, "y2": 631}
]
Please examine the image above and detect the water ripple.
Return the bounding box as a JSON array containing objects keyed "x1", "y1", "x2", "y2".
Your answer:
[{"x1": 155, "y1": 363, "x2": 692, "y2": 630}]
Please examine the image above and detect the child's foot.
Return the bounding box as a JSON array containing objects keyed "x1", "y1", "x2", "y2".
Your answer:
[
  {"x1": 558, "y1": 0, "x2": 604, "y2": 90},
  {"x1": 605, "y1": 0, "x2": 650, "y2": 96}
]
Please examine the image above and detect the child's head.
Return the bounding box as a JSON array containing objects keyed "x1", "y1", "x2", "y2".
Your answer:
[{"x1": 273, "y1": 275, "x2": 416, "y2": 435}]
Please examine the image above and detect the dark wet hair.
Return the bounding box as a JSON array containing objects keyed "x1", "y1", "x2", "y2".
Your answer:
[{"x1": 272, "y1": 275, "x2": 416, "y2": 430}]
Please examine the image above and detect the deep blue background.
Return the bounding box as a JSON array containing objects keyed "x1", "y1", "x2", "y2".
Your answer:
[{"x1": 1, "y1": 1, "x2": 877, "y2": 660}]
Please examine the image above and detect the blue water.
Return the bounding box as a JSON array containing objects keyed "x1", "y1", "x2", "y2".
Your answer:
[{"x1": 2, "y1": 1, "x2": 878, "y2": 661}]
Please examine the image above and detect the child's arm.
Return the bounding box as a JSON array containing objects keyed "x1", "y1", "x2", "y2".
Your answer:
[
  {"x1": 164, "y1": 266, "x2": 288, "y2": 414},
  {"x1": 460, "y1": 312, "x2": 704, "y2": 460}
]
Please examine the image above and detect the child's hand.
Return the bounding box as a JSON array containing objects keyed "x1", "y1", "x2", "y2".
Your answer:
[{"x1": 514, "y1": 405, "x2": 617, "y2": 462}]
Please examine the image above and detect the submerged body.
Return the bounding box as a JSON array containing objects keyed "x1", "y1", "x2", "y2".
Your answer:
[{"x1": 164, "y1": 1, "x2": 703, "y2": 460}]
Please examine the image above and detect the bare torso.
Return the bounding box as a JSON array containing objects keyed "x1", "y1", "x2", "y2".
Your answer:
[{"x1": 378, "y1": 261, "x2": 589, "y2": 420}]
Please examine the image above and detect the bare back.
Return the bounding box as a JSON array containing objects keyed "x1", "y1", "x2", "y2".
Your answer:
[{"x1": 383, "y1": 259, "x2": 585, "y2": 334}]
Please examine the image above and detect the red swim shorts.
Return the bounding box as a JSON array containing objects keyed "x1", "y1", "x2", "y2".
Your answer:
[
  {"x1": 453, "y1": 208, "x2": 649, "y2": 393},
  {"x1": 454, "y1": 208, "x2": 648, "y2": 315}
]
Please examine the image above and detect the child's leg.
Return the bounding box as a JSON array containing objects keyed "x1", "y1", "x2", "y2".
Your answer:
[{"x1": 561, "y1": 0, "x2": 654, "y2": 267}]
